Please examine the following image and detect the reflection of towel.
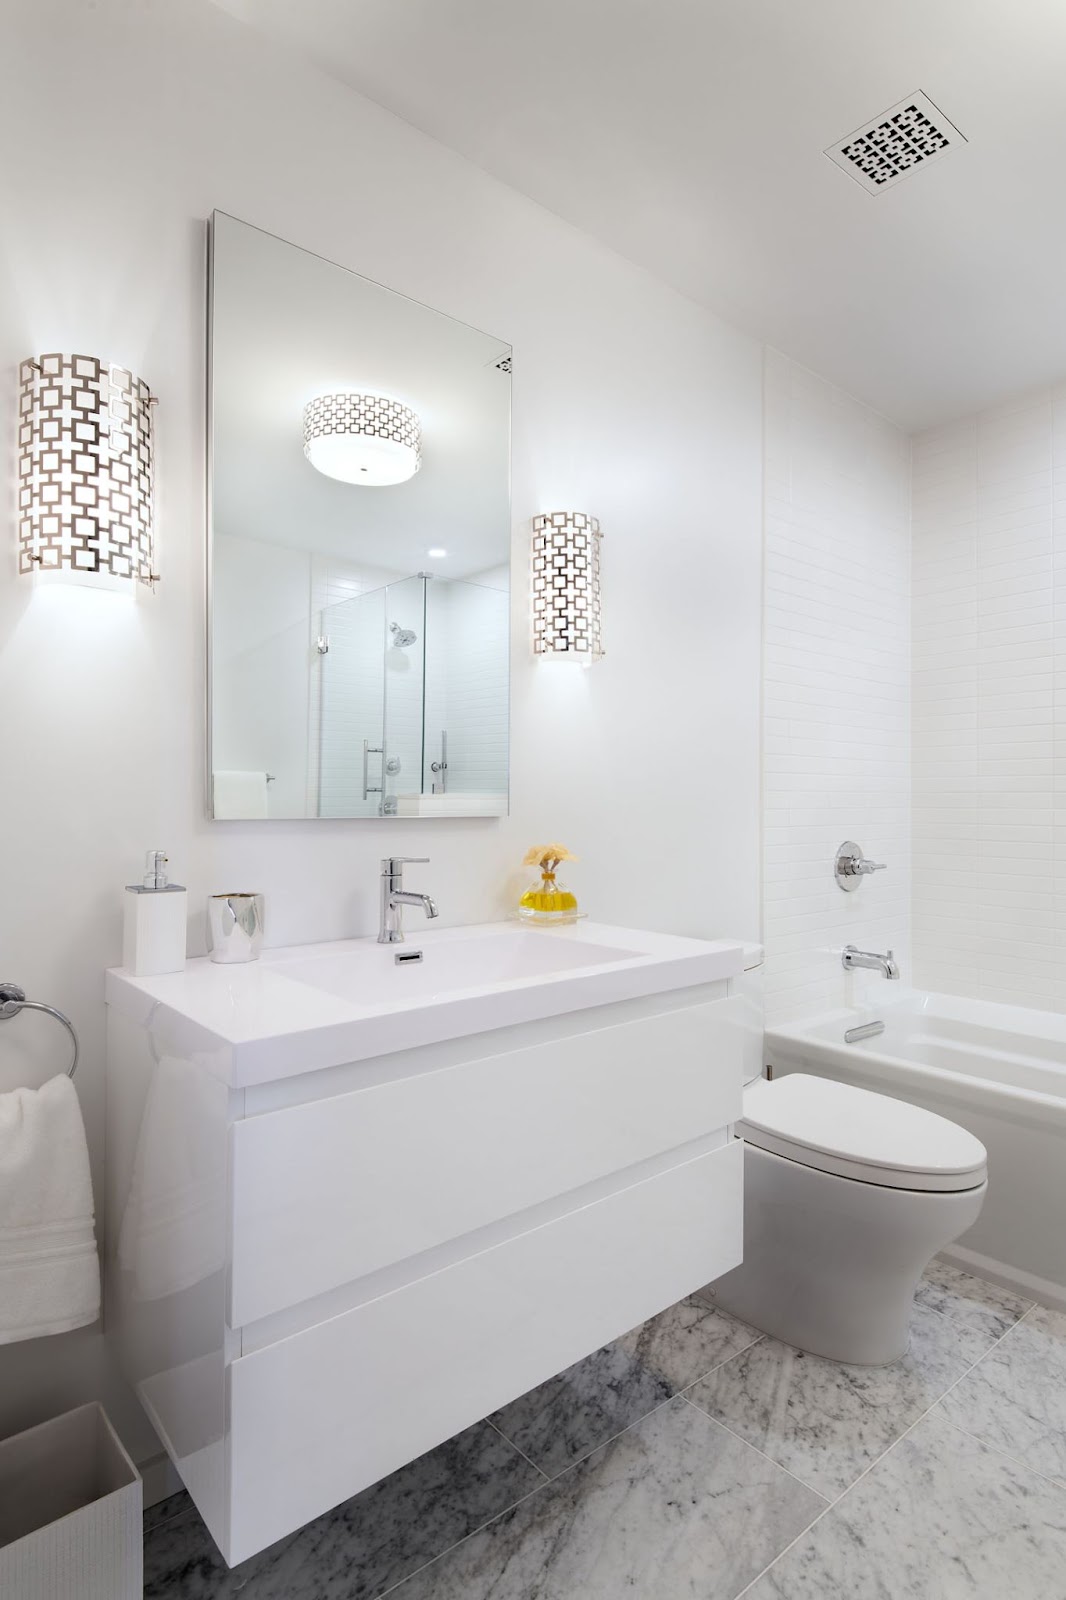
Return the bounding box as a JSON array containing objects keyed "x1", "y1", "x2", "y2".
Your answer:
[
  {"x1": 0, "y1": 1075, "x2": 100, "y2": 1343},
  {"x1": 213, "y1": 770, "x2": 268, "y2": 819},
  {"x1": 119, "y1": 1058, "x2": 226, "y2": 1301}
]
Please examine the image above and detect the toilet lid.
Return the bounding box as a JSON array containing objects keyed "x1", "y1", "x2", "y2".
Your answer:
[{"x1": 738, "y1": 1074, "x2": 988, "y2": 1192}]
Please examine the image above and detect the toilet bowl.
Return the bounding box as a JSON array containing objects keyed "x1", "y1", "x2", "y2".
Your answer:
[{"x1": 711, "y1": 951, "x2": 988, "y2": 1365}]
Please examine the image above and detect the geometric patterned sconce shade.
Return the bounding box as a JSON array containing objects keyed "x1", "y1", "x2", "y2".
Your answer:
[
  {"x1": 17, "y1": 354, "x2": 157, "y2": 586},
  {"x1": 531, "y1": 511, "x2": 604, "y2": 664}
]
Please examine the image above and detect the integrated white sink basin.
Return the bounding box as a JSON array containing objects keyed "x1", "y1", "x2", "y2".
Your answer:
[
  {"x1": 106, "y1": 919, "x2": 744, "y2": 1087},
  {"x1": 278, "y1": 929, "x2": 641, "y2": 1006}
]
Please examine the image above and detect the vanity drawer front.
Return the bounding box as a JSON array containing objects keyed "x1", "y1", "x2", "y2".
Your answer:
[
  {"x1": 229, "y1": 997, "x2": 742, "y2": 1327},
  {"x1": 226, "y1": 1140, "x2": 742, "y2": 1563}
]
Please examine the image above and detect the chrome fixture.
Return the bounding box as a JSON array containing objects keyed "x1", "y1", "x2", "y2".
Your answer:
[
  {"x1": 394, "y1": 948, "x2": 424, "y2": 965},
  {"x1": 842, "y1": 945, "x2": 900, "y2": 980},
  {"x1": 844, "y1": 1020, "x2": 886, "y2": 1044},
  {"x1": 390, "y1": 621, "x2": 417, "y2": 648},
  {"x1": 362, "y1": 740, "x2": 384, "y2": 804},
  {"x1": 430, "y1": 730, "x2": 448, "y2": 794},
  {"x1": 835, "y1": 840, "x2": 888, "y2": 892},
  {"x1": 0, "y1": 983, "x2": 79, "y2": 1077},
  {"x1": 378, "y1": 857, "x2": 439, "y2": 944}
]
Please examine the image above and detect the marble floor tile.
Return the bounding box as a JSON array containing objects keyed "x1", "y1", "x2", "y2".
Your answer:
[
  {"x1": 490, "y1": 1296, "x2": 761, "y2": 1476},
  {"x1": 913, "y1": 1258, "x2": 1031, "y2": 1366},
  {"x1": 743, "y1": 1412, "x2": 1066, "y2": 1600},
  {"x1": 143, "y1": 1418, "x2": 544, "y2": 1600},
  {"x1": 939, "y1": 1304, "x2": 1066, "y2": 1483},
  {"x1": 688, "y1": 1300, "x2": 973, "y2": 1498},
  {"x1": 143, "y1": 1489, "x2": 194, "y2": 1535},
  {"x1": 390, "y1": 1396, "x2": 826, "y2": 1600}
]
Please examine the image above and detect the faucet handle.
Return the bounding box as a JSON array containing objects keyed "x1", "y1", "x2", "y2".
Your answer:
[{"x1": 381, "y1": 856, "x2": 429, "y2": 873}]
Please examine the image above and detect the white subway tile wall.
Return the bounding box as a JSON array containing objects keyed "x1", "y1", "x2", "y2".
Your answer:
[
  {"x1": 763, "y1": 350, "x2": 912, "y2": 1023},
  {"x1": 912, "y1": 387, "x2": 1066, "y2": 1012}
]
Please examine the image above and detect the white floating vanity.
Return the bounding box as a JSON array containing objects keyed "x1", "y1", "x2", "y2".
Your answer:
[{"x1": 105, "y1": 921, "x2": 748, "y2": 1564}]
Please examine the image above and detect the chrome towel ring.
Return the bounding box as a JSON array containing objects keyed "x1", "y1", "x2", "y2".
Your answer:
[{"x1": 0, "y1": 982, "x2": 79, "y2": 1079}]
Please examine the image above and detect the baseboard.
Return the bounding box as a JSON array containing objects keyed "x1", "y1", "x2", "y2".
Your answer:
[{"x1": 938, "y1": 1244, "x2": 1066, "y2": 1313}]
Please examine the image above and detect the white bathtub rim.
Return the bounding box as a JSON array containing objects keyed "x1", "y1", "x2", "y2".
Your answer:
[{"x1": 767, "y1": 1005, "x2": 1066, "y2": 1124}]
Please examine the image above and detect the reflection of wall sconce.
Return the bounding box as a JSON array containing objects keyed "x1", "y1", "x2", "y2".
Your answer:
[
  {"x1": 18, "y1": 354, "x2": 157, "y2": 586},
  {"x1": 303, "y1": 392, "x2": 421, "y2": 486},
  {"x1": 531, "y1": 512, "x2": 604, "y2": 665}
]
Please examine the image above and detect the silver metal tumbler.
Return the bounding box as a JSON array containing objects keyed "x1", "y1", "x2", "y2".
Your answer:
[{"x1": 207, "y1": 893, "x2": 265, "y2": 964}]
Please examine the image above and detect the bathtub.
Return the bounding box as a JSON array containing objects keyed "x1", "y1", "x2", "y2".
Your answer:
[{"x1": 765, "y1": 990, "x2": 1066, "y2": 1309}]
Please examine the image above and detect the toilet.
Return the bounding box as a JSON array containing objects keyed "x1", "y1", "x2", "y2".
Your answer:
[{"x1": 712, "y1": 949, "x2": 988, "y2": 1366}]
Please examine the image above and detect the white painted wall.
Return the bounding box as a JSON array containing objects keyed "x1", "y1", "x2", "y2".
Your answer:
[
  {"x1": 912, "y1": 387, "x2": 1066, "y2": 1012},
  {"x1": 0, "y1": 0, "x2": 763, "y2": 1463},
  {"x1": 762, "y1": 350, "x2": 912, "y2": 1024}
]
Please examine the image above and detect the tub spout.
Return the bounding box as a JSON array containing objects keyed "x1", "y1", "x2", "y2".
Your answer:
[{"x1": 842, "y1": 945, "x2": 900, "y2": 980}]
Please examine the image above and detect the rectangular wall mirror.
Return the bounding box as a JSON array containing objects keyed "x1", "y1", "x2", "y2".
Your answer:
[{"x1": 207, "y1": 212, "x2": 511, "y2": 819}]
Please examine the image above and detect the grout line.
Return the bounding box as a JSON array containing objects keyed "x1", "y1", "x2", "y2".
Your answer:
[
  {"x1": 483, "y1": 1417, "x2": 551, "y2": 1483},
  {"x1": 679, "y1": 1395, "x2": 831, "y2": 1507},
  {"x1": 729, "y1": 1301, "x2": 1040, "y2": 1600},
  {"x1": 934, "y1": 1411, "x2": 1066, "y2": 1497}
]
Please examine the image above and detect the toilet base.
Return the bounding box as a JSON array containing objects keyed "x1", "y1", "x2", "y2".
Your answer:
[{"x1": 708, "y1": 1144, "x2": 987, "y2": 1366}]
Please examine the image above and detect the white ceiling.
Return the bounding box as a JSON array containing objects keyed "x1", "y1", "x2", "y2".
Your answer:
[{"x1": 215, "y1": 0, "x2": 1066, "y2": 432}]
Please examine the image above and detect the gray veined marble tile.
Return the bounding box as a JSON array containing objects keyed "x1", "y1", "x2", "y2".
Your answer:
[
  {"x1": 688, "y1": 1299, "x2": 973, "y2": 1499},
  {"x1": 489, "y1": 1295, "x2": 761, "y2": 1477},
  {"x1": 914, "y1": 1257, "x2": 1031, "y2": 1365},
  {"x1": 743, "y1": 1411, "x2": 1066, "y2": 1600},
  {"x1": 142, "y1": 1489, "x2": 195, "y2": 1535},
  {"x1": 143, "y1": 1418, "x2": 544, "y2": 1600},
  {"x1": 939, "y1": 1303, "x2": 1066, "y2": 1484},
  {"x1": 391, "y1": 1396, "x2": 825, "y2": 1600}
]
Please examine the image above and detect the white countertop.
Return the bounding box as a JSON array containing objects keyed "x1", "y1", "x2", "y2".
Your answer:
[{"x1": 106, "y1": 919, "x2": 745, "y2": 1087}]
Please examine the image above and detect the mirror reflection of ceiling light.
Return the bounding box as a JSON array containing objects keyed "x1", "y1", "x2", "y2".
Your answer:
[{"x1": 303, "y1": 392, "x2": 421, "y2": 486}]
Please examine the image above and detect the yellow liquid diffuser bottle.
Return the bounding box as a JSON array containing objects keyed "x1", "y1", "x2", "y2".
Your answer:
[{"x1": 517, "y1": 844, "x2": 582, "y2": 924}]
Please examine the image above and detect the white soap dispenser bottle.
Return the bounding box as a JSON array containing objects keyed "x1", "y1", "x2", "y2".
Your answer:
[{"x1": 123, "y1": 850, "x2": 188, "y2": 977}]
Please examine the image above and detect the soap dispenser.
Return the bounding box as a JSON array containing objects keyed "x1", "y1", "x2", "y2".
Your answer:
[{"x1": 123, "y1": 850, "x2": 188, "y2": 977}]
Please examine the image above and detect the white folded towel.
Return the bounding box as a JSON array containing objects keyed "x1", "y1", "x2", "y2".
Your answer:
[
  {"x1": 0, "y1": 1074, "x2": 100, "y2": 1344},
  {"x1": 213, "y1": 770, "x2": 269, "y2": 819}
]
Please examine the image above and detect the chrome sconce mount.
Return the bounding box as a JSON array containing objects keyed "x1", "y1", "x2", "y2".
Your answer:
[
  {"x1": 835, "y1": 840, "x2": 887, "y2": 892},
  {"x1": 17, "y1": 353, "x2": 158, "y2": 587}
]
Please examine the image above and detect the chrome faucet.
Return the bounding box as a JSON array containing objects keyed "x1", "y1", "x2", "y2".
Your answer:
[
  {"x1": 378, "y1": 857, "x2": 439, "y2": 944},
  {"x1": 842, "y1": 944, "x2": 900, "y2": 980}
]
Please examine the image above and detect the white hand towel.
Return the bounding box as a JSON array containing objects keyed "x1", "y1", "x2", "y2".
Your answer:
[
  {"x1": 0, "y1": 1074, "x2": 100, "y2": 1344},
  {"x1": 213, "y1": 770, "x2": 269, "y2": 819}
]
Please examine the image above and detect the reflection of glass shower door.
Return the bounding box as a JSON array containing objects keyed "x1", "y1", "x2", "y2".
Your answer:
[{"x1": 317, "y1": 587, "x2": 386, "y2": 817}]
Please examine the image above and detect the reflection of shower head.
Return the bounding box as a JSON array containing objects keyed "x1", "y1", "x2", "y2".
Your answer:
[{"x1": 390, "y1": 621, "x2": 417, "y2": 648}]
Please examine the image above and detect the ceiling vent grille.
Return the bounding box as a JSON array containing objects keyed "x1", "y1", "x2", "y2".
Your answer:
[{"x1": 825, "y1": 91, "x2": 965, "y2": 193}]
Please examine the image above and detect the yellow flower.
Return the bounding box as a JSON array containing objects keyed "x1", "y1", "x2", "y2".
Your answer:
[{"x1": 523, "y1": 843, "x2": 579, "y2": 868}]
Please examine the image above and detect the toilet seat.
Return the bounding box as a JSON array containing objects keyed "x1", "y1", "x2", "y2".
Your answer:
[{"x1": 738, "y1": 1073, "x2": 987, "y2": 1193}]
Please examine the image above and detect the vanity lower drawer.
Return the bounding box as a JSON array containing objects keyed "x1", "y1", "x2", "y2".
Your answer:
[
  {"x1": 225, "y1": 1139, "x2": 742, "y2": 1564},
  {"x1": 229, "y1": 997, "x2": 743, "y2": 1327}
]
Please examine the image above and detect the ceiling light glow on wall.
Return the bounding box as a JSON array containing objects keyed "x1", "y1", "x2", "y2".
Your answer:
[
  {"x1": 18, "y1": 353, "x2": 157, "y2": 586},
  {"x1": 531, "y1": 511, "x2": 603, "y2": 665},
  {"x1": 303, "y1": 392, "x2": 422, "y2": 486}
]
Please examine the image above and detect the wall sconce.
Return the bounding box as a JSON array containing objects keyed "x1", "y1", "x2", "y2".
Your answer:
[
  {"x1": 531, "y1": 511, "x2": 604, "y2": 664},
  {"x1": 303, "y1": 392, "x2": 422, "y2": 486},
  {"x1": 18, "y1": 354, "x2": 157, "y2": 587}
]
